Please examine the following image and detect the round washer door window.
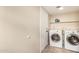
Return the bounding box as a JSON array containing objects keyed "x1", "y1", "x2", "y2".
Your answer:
[
  {"x1": 51, "y1": 33, "x2": 60, "y2": 42},
  {"x1": 67, "y1": 34, "x2": 79, "y2": 46}
]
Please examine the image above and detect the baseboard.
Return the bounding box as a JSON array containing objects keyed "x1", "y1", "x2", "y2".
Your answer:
[{"x1": 41, "y1": 44, "x2": 49, "y2": 53}]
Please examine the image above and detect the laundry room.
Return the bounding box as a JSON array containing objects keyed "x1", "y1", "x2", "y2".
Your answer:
[
  {"x1": 1, "y1": 0, "x2": 79, "y2": 59},
  {"x1": 0, "y1": 6, "x2": 79, "y2": 53},
  {"x1": 42, "y1": 6, "x2": 79, "y2": 53}
]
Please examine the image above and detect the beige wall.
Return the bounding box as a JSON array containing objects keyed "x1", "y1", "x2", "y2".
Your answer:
[
  {"x1": 49, "y1": 12, "x2": 79, "y2": 30},
  {"x1": 0, "y1": 7, "x2": 40, "y2": 52},
  {"x1": 50, "y1": 12, "x2": 79, "y2": 23}
]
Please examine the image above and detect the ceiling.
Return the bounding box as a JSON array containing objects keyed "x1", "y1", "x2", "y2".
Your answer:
[{"x1": 43, "y1": 6, "x2": 79, "y2": 15}]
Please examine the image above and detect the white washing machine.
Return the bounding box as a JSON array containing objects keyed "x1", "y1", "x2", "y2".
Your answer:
[
  {"x1": 49, "y1": 30, "x2": 63, "y2": 48},
  {"x1": 64, "y1": 30, "x2": 79, "y2": 52}
]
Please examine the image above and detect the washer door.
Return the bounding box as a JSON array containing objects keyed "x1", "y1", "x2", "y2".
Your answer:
[
  {"x1": 51, "y1": 33, "x2": 60, "y2": 42},
  {"x1": 67, "y1": 34, "x2": 79, "y2": 46}
]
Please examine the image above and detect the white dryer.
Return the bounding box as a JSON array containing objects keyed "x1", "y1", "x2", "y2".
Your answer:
[
  {"x1": 49, "y1": 30, "x2": 62, "y2": 48},
  {"x1": 64, "y1": 30, "x2": 79, "y2": 52}
]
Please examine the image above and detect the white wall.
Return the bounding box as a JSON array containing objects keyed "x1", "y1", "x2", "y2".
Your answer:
[
  {"x1": 40, "y1": 7, "x2": 48, "y2": 52},
  {"x1": 49, "y1": 12, "x2": 79, "y2": 30},
  {"x1": 0, "y1": 7, "x2": 40, "y2": 53}
]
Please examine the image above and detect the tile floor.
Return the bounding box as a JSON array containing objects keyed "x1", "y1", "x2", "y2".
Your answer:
[{"x1": 42, "y1": 46, "x2": 76, "y2": 53}]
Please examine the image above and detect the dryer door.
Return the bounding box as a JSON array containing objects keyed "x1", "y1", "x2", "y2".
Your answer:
[
  {"x1": 67, "y1": 34, "x2": 79, "y2": 46},
  {"x1": 51, "y1": 33, "x2": 60, "y2": 42}
]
